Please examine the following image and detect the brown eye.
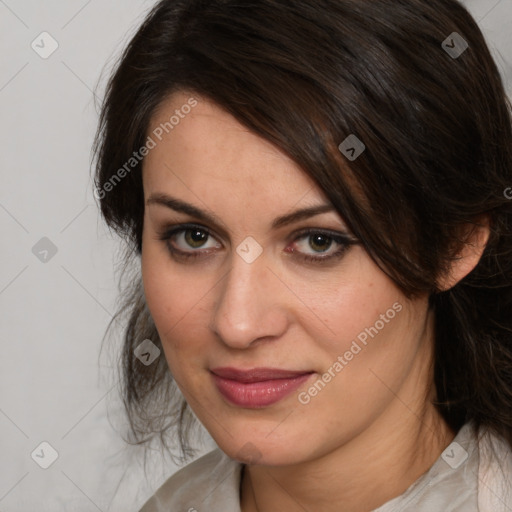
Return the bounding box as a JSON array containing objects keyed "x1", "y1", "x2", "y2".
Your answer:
[
  {"x1": 158, "y1": 224, "x2": 222, "y2": 259},
  {"x1": 308, "y1": 234, "x2": 333, "y2": 253},
  {"x1": 286, "y1": 229, "x2": 358, "y2": 264},
  {"x1": 184, "y1": 228, "x2": 209, "y2": 248},
  {"x1": 291, "y1": 232, "x2": 341, "y2": 258}
]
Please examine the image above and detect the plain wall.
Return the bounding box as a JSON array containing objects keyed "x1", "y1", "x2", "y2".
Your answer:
[{"x1": 0, "y1": 1, "x2": 511, "y2": 510}]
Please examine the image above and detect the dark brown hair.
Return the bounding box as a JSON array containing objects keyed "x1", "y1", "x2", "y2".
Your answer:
[{"x1": 94, "y1": 0, "x2": 512, "y2": 459}]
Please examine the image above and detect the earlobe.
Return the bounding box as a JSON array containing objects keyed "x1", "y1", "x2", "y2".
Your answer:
[{"x1": 436, "y1": 215, "x2": 491, "y2": 292}]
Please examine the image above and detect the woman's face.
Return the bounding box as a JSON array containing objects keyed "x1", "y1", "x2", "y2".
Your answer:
[{"x1": 141, "y1": 91, "x2": 435, "y2": 466}]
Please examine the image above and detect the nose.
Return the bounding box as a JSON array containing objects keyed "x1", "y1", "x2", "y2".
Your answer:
[{"x1": 209, "y1": 251, "x2": 289, "y2": 349}]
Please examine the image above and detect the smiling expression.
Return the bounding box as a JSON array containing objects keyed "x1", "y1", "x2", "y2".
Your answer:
[{"x1": 141, "y1": 90, "x2": 436, "y2": 466}]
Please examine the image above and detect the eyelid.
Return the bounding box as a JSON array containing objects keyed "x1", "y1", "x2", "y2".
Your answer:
[
  {"x1": 285, "y1": 227, "x2": 358, "y2": 263},
  {"x1": 158, "y1": 223, "x2": 359, "y2": 262},
  {"x1": 159, "y1": 223, "x2": 357, "y2": 246},
  {"x1": 287, "y1": 226, "x2": 358, "y2": 245},
  {"x1": 158, "y1": 223, "x2": 222, "y2": 251}
]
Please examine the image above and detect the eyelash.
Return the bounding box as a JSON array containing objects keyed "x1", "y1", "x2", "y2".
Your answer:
[{"x1": 157, "y1": 223, "x2": 358, "y2": 265}]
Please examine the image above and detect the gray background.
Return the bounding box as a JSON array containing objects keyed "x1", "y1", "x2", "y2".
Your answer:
[{"x1": 0, "y1": 0, "x2": 511, "y2": 510}]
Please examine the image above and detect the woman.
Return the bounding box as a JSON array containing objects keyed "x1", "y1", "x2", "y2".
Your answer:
[{"x1": 94, "y1": 0, "x2": 512, "y2": 510}]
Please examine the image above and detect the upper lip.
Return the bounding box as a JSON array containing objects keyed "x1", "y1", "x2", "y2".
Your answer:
[{"x1": 210, "y1": 367, "x2": 313, "y2": 383}]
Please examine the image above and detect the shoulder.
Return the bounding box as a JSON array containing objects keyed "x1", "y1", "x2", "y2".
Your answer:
[
  {"x1": 373, "y1": 422, "x2": 511, "y2": 512},
  {"x1": 139, "y1": 448, "x2": 243, "y2": 512},
  {"x1": 477, "y1": 425, "x2": 512, "y2": 511}
]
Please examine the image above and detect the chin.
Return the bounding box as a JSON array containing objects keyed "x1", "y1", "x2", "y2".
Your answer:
[{"x1": 210, "y1": 424, "x2": 314, "y2": 466}]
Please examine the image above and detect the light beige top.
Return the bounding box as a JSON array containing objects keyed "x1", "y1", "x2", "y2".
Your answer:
[{"x1": 139, "y1": 422, "x2": 512, "y2": 511}]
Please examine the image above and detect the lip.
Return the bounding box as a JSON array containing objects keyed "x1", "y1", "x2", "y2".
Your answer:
[{"x1": 210, "y1": 367, "x2": 314, "y2": 408}]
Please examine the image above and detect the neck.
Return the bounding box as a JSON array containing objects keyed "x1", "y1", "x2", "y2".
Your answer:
[
  {"x1": 240, "y1": 324, "x2": 456, "y2": 512},
  {"x1": 242, "y1": 410, "x2": 454, "y2": 512}
]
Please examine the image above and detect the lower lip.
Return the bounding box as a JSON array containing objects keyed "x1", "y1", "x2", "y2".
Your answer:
[{"x1": 211, "y1": 373, "x2": 313, "y2": 408}]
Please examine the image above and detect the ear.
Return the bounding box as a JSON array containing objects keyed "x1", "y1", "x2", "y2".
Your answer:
[{"x1": 436, "y1": 214, "x2": 491, "y2": 292}]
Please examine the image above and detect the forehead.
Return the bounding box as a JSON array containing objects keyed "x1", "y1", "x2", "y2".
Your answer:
[{"x1": 143, "y1": 91, "x2": 329, "y2": 208}]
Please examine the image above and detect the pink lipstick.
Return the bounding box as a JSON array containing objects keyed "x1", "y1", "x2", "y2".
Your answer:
[{"x1": 210, "y1": 367, "x2": 313, "y2": 408}]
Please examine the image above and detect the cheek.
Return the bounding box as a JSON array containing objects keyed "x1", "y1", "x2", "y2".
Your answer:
[
  {"x1": 294, "y1": 271, "x2": 425, "y2": 440},
  {"x1": 301, "y1": 254, "x2": 406, "y2": 361},
  {"x1": 140, "y1": 236, "x2": 218, "y2": 376},
  {"x1": 313, "y1": 284, "x2": 425, "y2": 409},
  {"x1": 299, "y1": 257, "x2": 427, "y2": 416}
]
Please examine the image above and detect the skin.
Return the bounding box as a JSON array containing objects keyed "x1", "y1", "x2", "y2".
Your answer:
[{"x1": 141, "y1": 91, "x2": 489, "y2": 512}]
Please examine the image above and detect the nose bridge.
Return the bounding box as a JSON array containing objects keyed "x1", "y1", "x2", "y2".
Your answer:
[{"x1": 210, "y1": 252, "x2": 286, "y2": 348}]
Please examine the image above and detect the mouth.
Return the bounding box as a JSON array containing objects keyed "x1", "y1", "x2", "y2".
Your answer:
[{"x1": 210, "y1": 367, "x2": 314, "y2": 408}]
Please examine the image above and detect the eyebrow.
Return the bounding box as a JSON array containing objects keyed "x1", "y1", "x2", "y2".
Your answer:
[{"x1": 146, "y1": 193, "x2": 337, "y2": 230}]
